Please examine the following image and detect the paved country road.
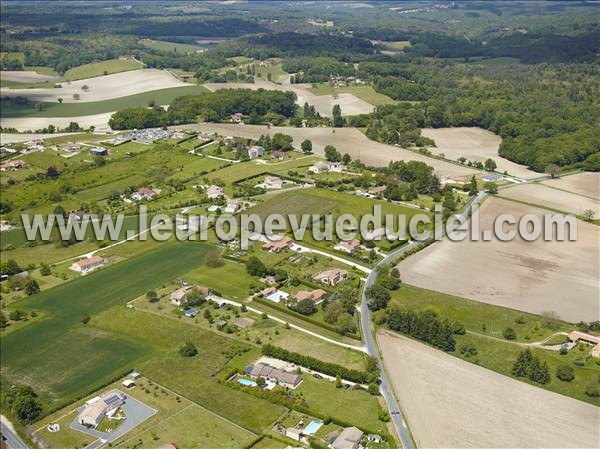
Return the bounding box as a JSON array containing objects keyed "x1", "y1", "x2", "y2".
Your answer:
[
  {"x1": 1, "y1": 419, "x2": 29, "y2": 449},
  {"x1": 360, "y1": 190, "x2": 487, "y2": 449}
]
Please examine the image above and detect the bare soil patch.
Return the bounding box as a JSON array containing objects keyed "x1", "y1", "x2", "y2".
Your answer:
[
  {"x1": 378, "y1": 331, "x2": 599, "y2": 449},
  {"x1": 541, "y1": 172, "x2": 599, "y2": 199},
  {"x1": 204, "y1": 81, "x2": 374, "y2": 117},
  {"x1": 1, "y1": 71, "x2": 59, "y2": 83},
  {"x1": 421, "y1": 127, "x2": 538, "y2": 179},
  {"x1": 0, "y1": 69, "x2": 186, "y2": 103},
  {"x1": 397, "y1": 197, "x2": 599, "y2": 322},
  {"x1": 184, "y1": 123, "x2": 478, "y2": 177},
  {"x1": 500, "y1": 183, "x2": 600, "y2": 217}
]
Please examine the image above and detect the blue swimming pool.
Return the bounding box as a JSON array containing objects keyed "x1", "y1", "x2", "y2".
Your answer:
[
  {"x1": 303, "y1": 420, "x2": 323, "y2": 435},
  {"x1": 238, "y1": 378, "x2": 257, "y2": 387}
]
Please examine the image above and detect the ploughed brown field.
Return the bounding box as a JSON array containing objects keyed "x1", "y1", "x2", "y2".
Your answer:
[
  {"x1": 378, "y1": 331, "x2": 600, "y2": 449},
  {"x1": 396, "y1": 196, "x2": 599, "y2": 322},
  {"x1": 421, "y1": 127, "x2": 538, "y2": 179},
  {"x1": 499, "y1": 182, "x2": 600, "y2": 217},
  {"x1": 541, "y1": 172, "x2": 600, "y2": 199}
]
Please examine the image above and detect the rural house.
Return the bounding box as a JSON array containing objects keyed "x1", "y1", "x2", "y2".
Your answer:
[
  {"x1": 334, "y1": 239, "x2": 361, "y2": 254},
  {"x1": 170, "y1": 285, "x2": 209, "y2": 306},
  {"x1": 330, "y1": 426, "x2": 364, "y2": 449},
  {"x1": 263, "y1": 176, "x2": 283, "y2": 189},
  {"x1": 78, "y1": 391, "x2": 125, "y2": 429},
  {"x1": 247, "y1": 362, "x2": 302, "y2": 389},
  {"x1": 248, "y1": 145, "x2": 265, "y2": 159},
  {"x1": 568, "y1": 331, "x2": 600, "y2": 358},
  {"x1": 0, "y1": 160, "x2": 27, "y2": 171},
  {"x1": 313, "y1": 269, "x2": 348, "y2": 286},
  {"x1": 294, "y1": 289, "x2": 327, "y2": 304},
  {"x1": 262, "y1": 236, "x2": 293, "y2": 253},
  {"x1": 206, "y1": 185, "x2": 224, "y2": 199},
  {"x1": 131, "y1": 187, "x2": 158, "y2": 202},
  {"x1": 70, "y1": 256, "x2": 104, "y2": 274},
  {"x1": 271, "y1": 151, "x2": 288, "y2": 160},
  {"x1": 90, "y1": 147, "x2": 109, "y2": 157},
  {"x1": 230, "y1": 112, "x2": 244, "y2": 123}
]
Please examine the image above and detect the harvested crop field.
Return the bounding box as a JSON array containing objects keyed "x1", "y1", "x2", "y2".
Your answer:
[
  {"x1": 541, "y1": 172, "x2": 599, "y2": 199},
  {"x1": 378, "y1": 331, "x2": 599, "y2": 449},
  {"x1": 0, "y1": 111, "x2": 116, "y2": 132},
  {"x1": 0, "y1": 70, "x2": 59, "y2": 83},
  {"x1": 0, "y1": 132, "x2": 77, "y2": 144},
  {"x1": 204, "y1": 81, "x2": 375, "y2": 117},
  {"x1": 184, "y1": 123, "x2": 478, "y2": 177},
  {"x1": 499, "y1": 182, "x2": 600, "y2": 217},
  {"x1": 397, "y1": 197, "x2": 599, "y2": 322},
  {"x1": 421, "y1": 127, "x2": 538, "y2": 179},
  {"x1": 0, "y1": 69, "x2": 186, "y2": 103}
]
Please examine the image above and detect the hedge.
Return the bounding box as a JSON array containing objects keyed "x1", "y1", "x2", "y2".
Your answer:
[{"x1": 262, "y1": 344, "x2": 376, "y2": 384}]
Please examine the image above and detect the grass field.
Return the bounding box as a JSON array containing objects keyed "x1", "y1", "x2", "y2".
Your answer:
[
  {"x1": 0, "y1": 85, "x2": 209, "y2": 118},
  {"x1": 0, "y1": 242, "x2": 212, "y2": 407},
  {"x1": 307, "y1": 84, "x2": 397, "y2": 107},
  {"x1": 390, "y1": 284, "x2": 572, "y2": 342},
  {"x1": 63, "y1": 58, "x2": 143, "y2": 80}
]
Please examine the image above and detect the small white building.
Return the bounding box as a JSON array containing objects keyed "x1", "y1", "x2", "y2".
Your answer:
[
  {"x1": 225, "y1": 201, "x2": 240, "y2": 214},
  {"x1": 263, "y1": 176, "x2": 283, "y2": 189},
  {"x1": 206, "y1": 185, "x2": 224, "y2": 199}
]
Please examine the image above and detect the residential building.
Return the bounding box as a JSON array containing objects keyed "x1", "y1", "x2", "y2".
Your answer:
[
  {"x1": 294, "y1": 289, "x2": 327, "y2": 304},
  {"x1": 440, "y1": 175, "x2": 470, "y2": 186},
  {"x1": 65, "y1": 143, "x2": 82, "y2": 153},
  {"x1": 170, "y1": 285, "x2": 209, "y2": 306},
  {"x1": 90, "y1": 146, "x2": 108, "y2": 157},
  {"x1": 225, "y1": 200, "x2": 240, "y2": 214},
  {"x1": 131, "y1": 187, "x2": 158, "y2": 202},
  {"x1": 262, "y1": 236, "x2": 293, "y2": 253},
  {"x1": 334, "y1": 239, "x2": 361, "y2": 254},
  {"x1": 247, "y1": 363, "x2": 302, "y2": 389},
  {"x1": 568, "y1": 331, "x2": 600, "y2": 358},
  {"x1": 368, "y1": 185, "x2": 387, "y2": 197},
  {"x1": 308, "y1": 161, "x2": 342, "y2": 174},
  {"x1": 122, "y1": 379, "x2": 135, "y2": 389},
  {"x1": 264, "y1": 176, "x2": 283, "y2": 189},
  {"x1": 0, "y1": 160, "x2": 27, "y2": 171},
  {"x1": 313, "y1": 269, "x2": 348, "y2": 286},
  {"x1": 248, "y1": 145, "x2": 265, "y2": 159},
  {"x1": 330, "y1": 427, "x2": 364, "y2": 449},
  {"x1": 68, "y1": 209, "x2": 90, "y2": 222},
  {"x1": 70, "y1": 256, "x2": 104, "y2": 274},
  {"x1": 184, "y1": 308, "x2": 198, "y2": 318},
  {"x1": 78, "y1": 391, "x2": 125, "y2": 429},
  {"x1": 271, "y1": 151, "x2": 288, "y2": 160},
  {"x1": 206, "y1": 185, "x2": 224, "y2": 199},
  {"x1": 231, "y1": 112, "x2": 244, "y2": 123},
  {"x1": 260, "y1": 286, "x2": 278, "y2": 297}
]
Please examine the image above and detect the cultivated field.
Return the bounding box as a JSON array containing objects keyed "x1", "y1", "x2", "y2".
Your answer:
[
  {"x1": 499, "y1": 182, "x2": 600, "y2": 217},
  {"x1": 0, "y1": 132, "x2": 77, "y2": 144},
  {"x1": 421, "y1": 127, "x2": 538, "y2": 179},
  {"x1": 397, "y1": 197, "x2": 599, "y2": 322},
  {"x1": 0, "y1": 69, "x2": 186, "y2": 103},
  {"x1": 541, "y1": 172, "x2": 599, "y2": 199},
  {"x1": 378, "y1": 331, "x2": 599, "y2": 449},
  {"x1": 204, "y1": 81, "x2": 375, "y2": 117},
  {"x1": 0, "y1": 111, "x2": 116, "y2": 131},
  {"x1": 0, "y1": 70, "x2": 59, "y2": 83},
  {"x1": 63, "y1": 58, "x2": 143, "y2": 80},
  {"x1": 186, "y1": 123, "x2": 479, "y2": 177}
]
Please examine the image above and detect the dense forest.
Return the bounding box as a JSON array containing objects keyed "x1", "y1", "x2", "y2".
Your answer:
[{"x1": 109, "y1": 89, "x2": 297, "y2": 130}]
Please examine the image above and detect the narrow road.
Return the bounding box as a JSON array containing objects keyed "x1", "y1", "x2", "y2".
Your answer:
[
  {"x1": 0, "y1": 419, "x2": 29, "y2": 449},
  {"x1": 360, "y1": 190, "x2": 487, "y2": 448}
]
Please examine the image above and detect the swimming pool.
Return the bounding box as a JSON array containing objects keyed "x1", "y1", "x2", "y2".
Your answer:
[
  {"x1": 303, "y1": 420, "x2": 323, "y2": 436},
  {"x1": 238, "y1": 378, "x2": 257, "y2": 387}
]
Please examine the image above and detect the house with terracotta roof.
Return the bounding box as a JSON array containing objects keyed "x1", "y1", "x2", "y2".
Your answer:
[
  {"x1": 262, "y1": 236, "x2": 293, "y2": 253},
  {"x1": 294, "y1": 289, "x2": 327, "y2": 304},
  {"x1": 70, "y1": 256, "x2": 104, "y2": 274},
  {"x1": 568, "y1": 331, "x2": 600, "y2": 358},
  {"x1": 230, "y1": 112, "x2": 244, "y2": 123},
  {"x1": 0, "y1": 160, "x2": 26, "y2": 171},
  {"x1": 247, "y1": 362, "x2": 302, "y2": 389},
  {"x1": 334, "y1": 239, "x2": 361, "y2": 254},
  {"x1": 206, "y1": 185, "x2": 224, "y2": 199},
  {"x1": 313, "y1": 269, "x2": 348, "y2": 286},
  {"x1": 271, "y1": 151, "x2": 288, "y2": 160},
  {"x1": 131, "y1": 187, "x2": 158, "y2": 201}
]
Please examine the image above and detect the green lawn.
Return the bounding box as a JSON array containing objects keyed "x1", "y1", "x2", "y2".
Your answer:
[
  {"x1": 307, "y1": 84, "x2": 397, "y2": 107},
  {"x1": 0, "y1": 241, "x2": 213, "y2": 408},
  {"x1": 0, "y1": 85, "x2": 209, "y2": 118},
  {"x1": 296, "y1": 376, "x2": 387, "y2": 434},
  {"x1": 63, "y1": 58, "x2": 143, "y2": 80},
  {"x1": 390, "y1": 284, "x2": 573, "y2": 342}
]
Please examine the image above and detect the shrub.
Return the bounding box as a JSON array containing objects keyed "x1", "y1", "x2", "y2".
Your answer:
[
  {"x1": 556, "y1": 364, "x2": 575, "y2": 382},
  {"x1": 502, "y1": 327, "x2": 517, "y2": 340},
  {"x1": 179, "y1": 342, "x2": 198, "y2": 357}
]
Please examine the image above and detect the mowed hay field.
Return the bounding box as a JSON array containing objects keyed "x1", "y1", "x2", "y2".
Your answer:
[
  {"x1": 397, "y1": 197, "x2": 599, "y2": 322},
  {"x1": 188, "y1": 123, "x2": 479, "y2": 177},
  {"x1": 541, "y1": 172, "x2": 600, "y2": 199},
  {"x1": 499, "y1": 182, "x2": 600, "y2": 217},
  {"x1": 63, "y1": 58, "x2": 143, "y2": 80},
  {"x1": 421, "y1": 127, "x2": 538, "y2": 179},
  {"x1": 378, "y1": 331, "x2": 599, "y2": 449},
  {"x1": 0, "y1": 242, "x2": 212, "y2": 406},
  {"x1": 0, "y1": 69, "x2": 186, "y2": 103}
]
